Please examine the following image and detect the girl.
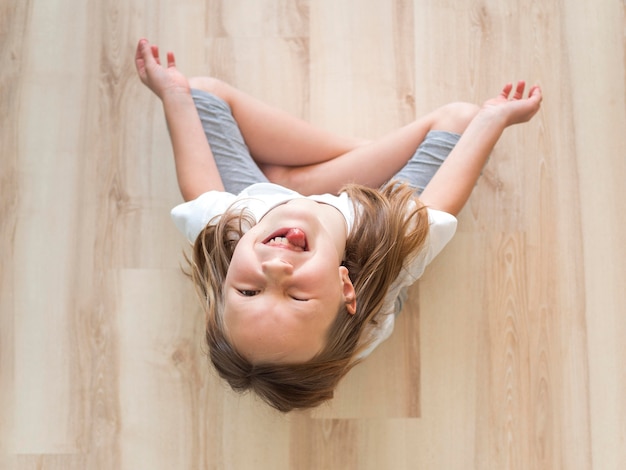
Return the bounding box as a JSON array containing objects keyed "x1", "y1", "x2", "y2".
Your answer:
[{"x1": 135, "y1": 39, "x2": 542, "y2": 412}]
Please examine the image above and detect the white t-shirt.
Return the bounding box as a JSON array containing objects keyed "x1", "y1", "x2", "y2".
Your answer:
[{"x1": 171, "y1": 183, "x2": 457, "y2": 357}]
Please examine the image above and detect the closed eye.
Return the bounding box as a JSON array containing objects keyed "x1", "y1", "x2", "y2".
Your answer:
[{"x1": 238, "y1": 290, "x2": 307, "y2": 301}]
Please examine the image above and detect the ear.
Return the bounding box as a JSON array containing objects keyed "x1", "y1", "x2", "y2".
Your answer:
[{"x1": 339, "y1": 266, "x2": 357, "y2": 315}]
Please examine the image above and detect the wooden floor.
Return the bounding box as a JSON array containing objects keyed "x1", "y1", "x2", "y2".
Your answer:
[{"x1": 1, "y1": 0, "x2": 625, "y2": 469}]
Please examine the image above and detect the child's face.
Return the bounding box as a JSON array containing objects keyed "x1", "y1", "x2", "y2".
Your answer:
[{"x1": 222, "y1": 199, "x2": 357, "y2": 364}]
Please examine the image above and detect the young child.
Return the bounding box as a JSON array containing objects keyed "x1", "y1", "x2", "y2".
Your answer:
[{"x1": 135, "y1": 39, "x2": 542, "y2": 412}]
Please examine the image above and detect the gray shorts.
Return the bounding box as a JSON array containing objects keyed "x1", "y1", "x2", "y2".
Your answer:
[
  {"x1": 191, "y1": 89, "x2": 460, "y2": 195},
  {"x1": 191, "y1": 89, "x2": 269, "y2": 194}
]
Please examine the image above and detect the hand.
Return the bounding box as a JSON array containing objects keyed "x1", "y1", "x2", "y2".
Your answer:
[
  {"x1": 135, "y1": 38, "x2": 190, "y2": 99},
  {"x1": 482, "y1": 81, "x2": 543, "y2": 127}
]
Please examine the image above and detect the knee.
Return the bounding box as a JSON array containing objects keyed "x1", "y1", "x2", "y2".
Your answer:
[
  {"x1": 188, "y1": 76, "x2": 231, "y2": 101},
  {"x1": 260, "y1": 164, "x2": 314, "y2": 194},
  {"x1": 258, "y1": 164, "x2": 295, "y2": 189},
  {"x1": 430, "y1": 102, "x2": 480, "y2": 134}
]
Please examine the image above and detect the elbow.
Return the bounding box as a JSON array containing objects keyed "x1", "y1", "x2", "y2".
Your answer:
[{"x1": 418, "y1": 196, "x2": 463, "y2": 217}]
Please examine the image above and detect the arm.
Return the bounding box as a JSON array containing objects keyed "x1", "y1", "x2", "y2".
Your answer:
[
  {"x1": 135, "y1": 39, "x2": 224, "y2": 200},
  {"x1": 419, "y1": 81, "x2": 543, "y2": 216}
]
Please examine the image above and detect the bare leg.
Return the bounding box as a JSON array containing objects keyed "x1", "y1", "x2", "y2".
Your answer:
[
  {"x1": 273, "y1": 102, "x2": 480, "y2": 195},
  {"x1": 188, "y1": 77, "x2": 369, "y2": 168},
  {"x1": 188, "y1": 76, "x2": 479, "y2": 195}
]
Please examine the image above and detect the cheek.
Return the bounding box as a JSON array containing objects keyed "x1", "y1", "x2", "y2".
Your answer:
[
  {"x1": 306, "y1": 264, "x2": 343, "y2": 293},
  {"x1": 230, "y1": 237, "x2": 253, "y2": 267},
  {"x1": 226, "y1": 247, "x2": 250, "y2": 285}
]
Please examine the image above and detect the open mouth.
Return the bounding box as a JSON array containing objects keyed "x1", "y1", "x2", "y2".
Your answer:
[{"x1": 263, "y1": 228, "x2": 308, "y2": 251}]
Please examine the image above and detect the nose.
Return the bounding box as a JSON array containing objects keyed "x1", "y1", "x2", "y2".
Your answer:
[{"x1": 261, "y1": 258, "x2": 294, "y2": 281}]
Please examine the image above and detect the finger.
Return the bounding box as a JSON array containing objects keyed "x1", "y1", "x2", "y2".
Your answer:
[
  {"x1": 525, "y1": 84, "x2": 540, "y2": 103},
  {"x1": 513, "y1": 80, "x2": 526, "y2": 100},
  {"x1": 167, "y1": 51, "x2": 176, "y2": 68},
  {"x1": 151, "y1": 45, "x2": 160, "y2": 65},
  {"x1": 135, "y1": 40, "x2": 145, "y2": 71},
  {"x1": 500, "y1": 82, "x2": 513, "y2": 99},
  {"x1": 135, "y1": 39, "x2": 151, "y2": 78},
  {"x1": 137, "y1": 38, "x2": 154, "y2": 62},
  {"x1": 529, "y1": 84, "x2": 542, "y2": 99},
  {"x1": 135, "y1": 38, "x2": 147, "y2": 62}
]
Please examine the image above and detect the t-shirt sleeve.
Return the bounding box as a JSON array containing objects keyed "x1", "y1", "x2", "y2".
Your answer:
[
  {"x1": 402, "y1": 207, "x2": 457, "y2": 283},
  {"x1": 354, "y1": 207, "x2": 456, "y2": 360},
  {"x1": 170, "y1": 191, "x2": 236, "y2": 242}
]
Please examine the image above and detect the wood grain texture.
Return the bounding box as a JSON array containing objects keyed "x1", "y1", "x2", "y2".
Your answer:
[{"x1": 1, "y1": 0, "x2": 625, "y2": 469}]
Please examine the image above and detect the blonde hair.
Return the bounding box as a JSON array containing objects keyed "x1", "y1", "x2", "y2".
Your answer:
[{"x1": 189, "y1": 182, "x2": 429, "y2": 412}]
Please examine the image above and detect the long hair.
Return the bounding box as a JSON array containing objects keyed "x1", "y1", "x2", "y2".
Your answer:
[{"x1": 189, "y1": 182, "x2": 429, "y2": 412}]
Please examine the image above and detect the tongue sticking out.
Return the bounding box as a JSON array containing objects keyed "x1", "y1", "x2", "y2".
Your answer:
[{"x1": 285, "y1": 228, "x2": 306, "y2": 249}]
